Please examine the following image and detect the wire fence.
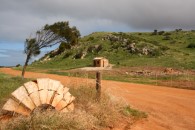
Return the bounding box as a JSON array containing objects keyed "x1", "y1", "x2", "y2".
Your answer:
[{"x1": 62, "y1": 68, "x2": 195, "y2": 90}]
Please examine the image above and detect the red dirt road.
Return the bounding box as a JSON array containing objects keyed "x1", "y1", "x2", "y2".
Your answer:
[{"x1": 1, "y1": 68, "x2": 195, "y2": 130}]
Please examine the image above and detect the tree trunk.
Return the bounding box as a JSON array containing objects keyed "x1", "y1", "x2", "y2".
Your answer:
[{"x1": 22, "y1": 54, "x2": 30, "y2": 80}]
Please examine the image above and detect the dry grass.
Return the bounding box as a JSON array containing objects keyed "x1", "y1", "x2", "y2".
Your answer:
[{"x1": 0, "y1": 86, "x2": 147, "y2": 130}]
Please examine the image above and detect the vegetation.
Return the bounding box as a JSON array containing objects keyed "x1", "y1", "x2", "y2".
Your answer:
[
  {"x1": 13, "y1": 30, "x2": 195, "y2": 89},
  {"x1": 22, "y1": 21, "x2": 80, "y2": 79},
  {"x1": 187, "y1": 43, "x2": 195, "y2": 48},
  {"x1": 0, "y1": 73, "x2": 29, "y2": 108},
  {"x1": 0, "y1": 74, "x2": 146, "y2": 130},
  {"x1": 19, "y1": 30, "x2": 195, "y2": 70}
]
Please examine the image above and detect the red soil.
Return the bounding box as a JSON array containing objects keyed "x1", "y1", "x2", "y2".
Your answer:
[{"x1": 1, "y1": 68, "x2": 195, "y2": 130}]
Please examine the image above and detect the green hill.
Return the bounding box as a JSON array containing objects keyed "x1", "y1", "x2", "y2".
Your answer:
[
  {"x1": 14, "y1": 30, "x2": 195, "y2": 89},
  {"x1": 30, "y1": 30, "x2": 195, "y2": 70}
]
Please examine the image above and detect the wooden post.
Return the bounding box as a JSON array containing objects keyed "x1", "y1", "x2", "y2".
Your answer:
[{"x1": 96, "y1": 71, "x2": 101, "y2": 100}]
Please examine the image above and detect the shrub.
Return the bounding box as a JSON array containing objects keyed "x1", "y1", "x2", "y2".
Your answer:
[
  {"x1": 15, "y1": 64, "x2": 21, "y2": 67},
  {"x1": 163, "y1": 32, "x2": 171, "y2": 36},
  {"x1": 87, "y1": 46, "x2": 94, "y2": 53},
  {"x1": 149, "y1": 48, "x2": 161, "y2": 56},
  {"x1": 160, "y1": 46, "x2": 169, "y2": 51},
  {"x1": 170, "y1": 40, "x2": 176, "y2": 44},
  {"x1": 88, "y1": 37, "x2": 94, "y2": 41},
  {"x1": 151, "y1": 30, "x2": 158, "y2": 35},
  {"x1": 151, "y1": 41, "x2": 160, "y2": 45},
  {"x1": 57, "y1": 42, "x2": 72, "y2": 55},
  {"x1": 74, "y1": 51, "x2": 84, "y2": 59},
  {"x1": 63, "y1": 51, "x2": 73, "y2": 58},
  {"x1": 158, "y1": 31, "x2": 165, "y2": 35},
  {"x1": 187, "y1": 43, "x2": 195, "y2": 48},
  {"x1": 163, "y1": 36, "x2": 171, "y2": 40},
  {"x1": 175, "y1": 29, "x2": 182, "y2": 32}
]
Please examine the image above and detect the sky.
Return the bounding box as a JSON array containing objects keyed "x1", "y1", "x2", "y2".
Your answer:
[{"x1": 0, "y1": 0, "x2": 195, "y2": 66}]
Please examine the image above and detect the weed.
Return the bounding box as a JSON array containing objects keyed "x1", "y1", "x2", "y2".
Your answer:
[{"x1": 122, "y1": 106, "x2": 147, "y2": 119}]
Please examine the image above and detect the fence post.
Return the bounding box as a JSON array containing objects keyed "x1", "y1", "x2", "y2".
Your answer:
[{"x1": 96, "y1": 71, "x2": 101, "y2": 100}]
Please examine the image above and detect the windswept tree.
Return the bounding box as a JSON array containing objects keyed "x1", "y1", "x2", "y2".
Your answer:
[
  {"x1": 47, "y1": 22, "x2": 80, "y2": 45},
  {"x1": 22, "y1": 21, "x2": 80, "y2": 79}
]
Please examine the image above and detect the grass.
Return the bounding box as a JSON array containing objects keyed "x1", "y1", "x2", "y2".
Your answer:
[
  {"x1": 38, "y1": 69, "x2": 195, "y2": 90},
  {"x1": 0, "y1": 73, "x2": 30, "y2": 108},
  {"x1": 0, "y1": 74, "x2": 147, "y2": 130},
  {"x1": 15, "y1": 31, "x2": 195, "y2": 72},
  {"x1": 13, "y1": 31, "x2": 195, "y2": 89},
  {"x1": 122, "y1": 106, "x2": 147, "y2": 119}
]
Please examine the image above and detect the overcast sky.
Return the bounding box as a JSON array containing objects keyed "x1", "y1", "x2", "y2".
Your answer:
[{"x1": 0, "y1": 0, "x2": 195, "y2": 66}]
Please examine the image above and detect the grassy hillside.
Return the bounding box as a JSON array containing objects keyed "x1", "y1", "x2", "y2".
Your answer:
[
  {"x1": 14, "y1": 30, "x2": 195, "y2": 89},
  {"x1": 27, "y1": 30, "x2": 195, "y2": 71}
]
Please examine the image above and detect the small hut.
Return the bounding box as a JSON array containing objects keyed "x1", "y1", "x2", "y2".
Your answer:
[{"x1": 93, "y1": 57, "x2": 109, "y2": 67}]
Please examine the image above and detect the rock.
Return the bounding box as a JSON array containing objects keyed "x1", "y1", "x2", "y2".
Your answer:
[
  {"x1": 142, "y1": 47, "x2": 149, "y2": 55},
  {"x1": 164, "y1": 68, "x2": 173, "y2": 74}
]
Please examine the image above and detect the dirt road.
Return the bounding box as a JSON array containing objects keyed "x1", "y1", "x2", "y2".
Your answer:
[{"x1": 1, "y1": 68, "x2": 195, "y2": 130}]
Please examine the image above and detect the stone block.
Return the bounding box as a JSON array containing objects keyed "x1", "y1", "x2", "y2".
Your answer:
[
  {"x1": 11, "y1": 86, "x2": 35, "y2": 110},
  {"x1": 24, "y1": 81, "x2": 41, "y2": 107},
  {"x1": 2, "y1": 99, "x2": 31, "y2": 116}
]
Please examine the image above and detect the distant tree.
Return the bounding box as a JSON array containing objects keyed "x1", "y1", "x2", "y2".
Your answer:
[
  {"x1": 151, "y1": 29, "x2": 158, "y2": 35},
  {"x1": 16, "y1": 64, "x2": 21, "y2": 67},
  {"x1": 158, "y1": 31, "x2": 165, "y2": 35},
  {"x1": 21, "y1": 21, "x2": 80, "y2": 79},
  {"x1": 163, "y1": 32, "x2": 171, "y2": 36}
]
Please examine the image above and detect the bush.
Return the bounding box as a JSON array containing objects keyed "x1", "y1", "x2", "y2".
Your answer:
[
  {"x1": 151, "y1": 41, "x2": 160, "y2": 45},
  {"x1": 63, "y1": 51, "x2": 73, "y2": 58},
  {"x1": 163, "y1": 32, "x2": 171, "y2": 36},
  {"x1": 160, "y1": 46, "x2": 169, "y2": 51},
  {"x1": 187, "y1": 43, "x2": 195, "y2": 48},
  {"x1": 149, "y1": 48, "x2": 161, "y2": 56},
  {"x1": 163, "y1": 35, "x2": 171, "y2": 40},
  {"x1": 175, "y1": 29, "x2": 182, "y2": 32},
  {"x1": 57, "y1": 42, "x2": 71, "y2": 55},
  {"x1": 88, "y1": 37, "x2": 94, "y2": 41},
  {"x1": 158, "y1": 31, "x2": 165, "y2": 35},
  {"x1": 170, "y1": 40, "x2": 176, "y2": 44},
  {"x1": 74, "y1": 51, "x2": 84, "y2": 59},
  {"x1": 15, "y1": 64, "x2": 21, "y2": 67}
]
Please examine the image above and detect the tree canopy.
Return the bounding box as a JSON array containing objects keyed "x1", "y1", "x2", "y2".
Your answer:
[{"x1": 22, "y1": 21, "x2": 80, "y2": 79}]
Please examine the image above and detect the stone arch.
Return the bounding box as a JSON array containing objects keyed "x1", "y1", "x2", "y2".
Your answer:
[{"x1": 2, "y1": 78, "x2": 75, "y2": 116}]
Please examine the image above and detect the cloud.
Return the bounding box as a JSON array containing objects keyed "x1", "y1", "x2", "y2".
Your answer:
[
  {"x1": 0, "y1": 49, "x2": 48, "y2": 66},
  {"x1": 0, "y1": 0, "x2": 194, "y2": 43},
  {"x1": 0, "y1": 49, "x2": 25, "y2": 66}
]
